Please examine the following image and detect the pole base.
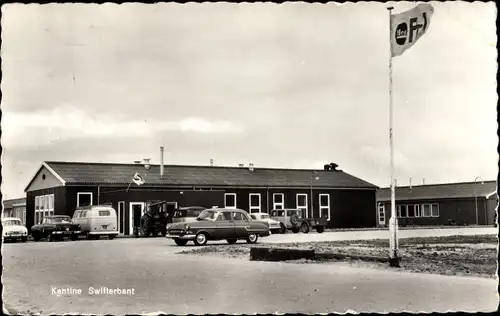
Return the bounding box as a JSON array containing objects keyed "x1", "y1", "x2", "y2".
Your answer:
[{"x1": 389, "y1": 256, "x2": 401, "y2": 268}]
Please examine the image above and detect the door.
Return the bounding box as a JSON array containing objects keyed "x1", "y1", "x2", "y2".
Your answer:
[
  {"x1": 118, "y1": 201, "x2": 125, "y2": 235},
  {"x1": 129, "y1": 202, "x2": 145, "y2": 236},
  {"x1": 214, "y1": 211, "x2": 235, "y2": 238},
  {"x1": 232, "y1": 211, "x2": 250, "y2": 238}
]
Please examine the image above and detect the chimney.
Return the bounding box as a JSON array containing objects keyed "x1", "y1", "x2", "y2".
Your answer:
[
  {"x1": 160, "y1": 147, "x2": 164, "y2": 179},
  {"x1": 423, "y1": 178, "x2": 426, "y2": 185},
  {"x1": 238, "y1": 164, "x2": 244, "y2": 168},
  {"x1": 324, "y1": 164, "x2": 331, "y2": 171},
  {"x1": 210, "y1": 159, "x2": 214, "y2": 167},
  {"x1": 143, "y1": 158, "x2": 151, "y2": 170},
  {"x1": 134, "y1": 160, "x2": 142, "y2": 164},
  {"x1": 394, "y1": 179, "x2": 398, "y2": 187},
  {"x1": 329, "y1": 162, "x2": 338, "y2": 171},
  {"x1": 409, "y1": 177, "x2": 412, "y2": 190},
  {"x1": 249, "y1": 161, "x2": 254, "y2": 171}
]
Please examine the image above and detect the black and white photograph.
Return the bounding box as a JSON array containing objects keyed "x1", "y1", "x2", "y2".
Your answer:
[{"x1": 1, "y1": 1, "x2": 498, "y2": 314}]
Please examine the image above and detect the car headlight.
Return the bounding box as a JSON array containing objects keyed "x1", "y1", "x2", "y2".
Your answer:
[{"x1": 184, "y1": 224, "x2": 190, "y2": 231}]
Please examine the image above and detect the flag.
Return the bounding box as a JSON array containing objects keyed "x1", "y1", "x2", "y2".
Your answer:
[
  {"x1": 390, "y1": 4, "x2": 434, "y2": 57},
  {"x1": 132, "y1": 172, "x2": 145, "y2": 186}
]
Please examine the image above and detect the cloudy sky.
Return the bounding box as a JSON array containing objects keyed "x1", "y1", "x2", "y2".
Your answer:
[{"x1": 1, "y1": 2, "x2": 497, "y2": 198}]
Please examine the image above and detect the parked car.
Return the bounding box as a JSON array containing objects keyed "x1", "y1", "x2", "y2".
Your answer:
[
  {"x1": 270, "y1": 208, "x2": 326, "y2": 233},
  {"x1": 72, "y1": 204, "x2": 119, "y2": 240},
  {"x1": 1, "y1": 217, "x2": 28, "y2": 243},
  {"x1": 249, "y1": 213, "x2": 282, "y2": 234},
  {"x1": 166, "y1": 207, "x2": 270, "y2": 246},
  {"x1": 172, "y1": 206, "x2": 206, "y2": 224},
  {"x1": 31, "y1": 215, "x2": 82, "y2": 242}
]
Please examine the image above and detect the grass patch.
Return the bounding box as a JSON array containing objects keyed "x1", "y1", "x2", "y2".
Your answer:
[{"x1": 179, "y1": 234, "x2": 498, "y2": 278}]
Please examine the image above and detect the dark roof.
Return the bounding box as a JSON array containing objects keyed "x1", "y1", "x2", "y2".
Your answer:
[
  {"x1": 39, "y1": 161, "x2": 377, "y2": 189},
  {"x1": 2, "y1": 198, "x2": 26, "y2": 209},
  {"x1": 376, "y1": 180, "x2": 498, "y2": 202}
]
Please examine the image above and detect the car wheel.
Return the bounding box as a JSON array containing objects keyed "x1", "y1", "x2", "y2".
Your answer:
[
  {"x1": 246, "y1": 233, "x2": 258, "y2": 244},
  {"x1": 316, "y1": 226, "x2": 325, "y2": 233},
  {"x1": 292, "y1": 227, "x2": 299, "y2": 234},
  {"x1": 226, "y1": 238, "x2": 237, "y2": 244},
  {"x1": 32, "y1": 233, "x2": 41, "y2": 242},
  {"x1": 21, "y1": 237, "x2": 27, "y2": 242},
  {"x1": 174, "y1": 238, "x2": 188, "y2": 246},
  {"x1": 279, "y1": 223, "x2": 287, "y2": 234},
  {"x1": 70, "y1": 234, "x2": 78, "y2": 241},
  {"x1": 47, "y1": 233, "x2": 54, "y2": 242},
  {"x1": 108, "y1": 235, "x2": 116, "y2": 240},
  {"x1": 300, "y1": 222, "x2": 310, "y2": 234},
  {"x1": 194, "y1": 232, "x2": 208, "y2": 246}
]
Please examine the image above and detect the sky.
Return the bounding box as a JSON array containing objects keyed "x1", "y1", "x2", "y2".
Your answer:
[{"x1": 1, "y1": 2, "x2": 498, "y2": 198}]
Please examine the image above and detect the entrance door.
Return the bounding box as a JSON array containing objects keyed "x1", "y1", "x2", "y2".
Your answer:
[
  {"x1": 118, "y1": 201, "x2": 125, "y2": 235},
  {"x1": 129, "y1": 202, "x2": 145, "y2": 236}
]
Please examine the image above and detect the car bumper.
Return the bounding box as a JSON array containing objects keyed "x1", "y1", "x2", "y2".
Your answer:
[
  {"x1": 52, "y1": 231, "x2": 81, "y2": 235},
  {"x1": 3, "y1": 236, "x2": 27, "y2": 241},
  {"x1": 88, "y1": 232, "x2": 119, "y2": 235},
  {"x1": 166, "y1": 234, "x2": 196, "y2": 240}
]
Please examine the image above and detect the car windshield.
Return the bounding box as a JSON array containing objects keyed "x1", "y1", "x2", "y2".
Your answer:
[
  {"x1": 51, "y1": 217, "x2": 72, "y2": 223},
  {"x1": 197, "y1": 210, "x2": 218, "y2": 221},
  {"x1": 2, "y1": 219, "x2": 23, "y2": 226},
  {"x1": 174, "y1": 208, "x2": 203, "y2": 218},
  {"x1": 260, "y1": 214, "x2": 270, "y2": 219}
]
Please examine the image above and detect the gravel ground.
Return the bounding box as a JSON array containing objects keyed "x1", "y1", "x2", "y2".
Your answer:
[{"x1": 179, "y1": 234, "x2": 499, "y2": 278}]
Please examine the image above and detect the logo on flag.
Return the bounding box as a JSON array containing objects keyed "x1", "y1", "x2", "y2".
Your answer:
[
  {"x1": 390, "y1": 4, "x2": 434, "y2": 57},
  {"x1": 132, "y1": 172, "x2": 145, "y2": 186}
]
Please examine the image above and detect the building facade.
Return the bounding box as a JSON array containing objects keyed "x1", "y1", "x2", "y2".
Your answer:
[
  {"x1": 376, "y1": 181, "x2": 498, "y2": 227},
  {"x1": 25, "y1": 161, "x2": 379, "y2": 235},
  {"x1": 1, "y1": 198, "x2": 27, "y2": 225}
]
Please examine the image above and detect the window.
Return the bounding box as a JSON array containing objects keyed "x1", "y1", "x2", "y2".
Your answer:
[
  {"x1": 249, "y1": 193, "x2": 261, "y2": 213},
  {"x1": 271, "y1": 210, "x2": 278, "y2": 217},
  {"x1": 217, "y1": 212, "x2": 232, "y2": 221},
  {"x1": 99, "y1": 210, "x2": 111, "y2": 216},
  {"x1": 378, "y1": 204, "x2": 386, "y2": 225},
  {"x1": 233, "y1": 212, "x2": 247, "y2": 221},
  {"x1": 250, "y1": 215, "x2": 257, "y2": 220},
  {"x1": 296, "y1": 194, "x2": 308, "y2": 218},
  {"x1": 414, "y1": 205, "x2": 421, "y2": 217},
  {"x1": 224, "y1": 193, "x2": 236, "y2": 209},
  {"x1": 431, "y1": 204, "x2": 439, "y2": 217},
  {"x1": 400, "y1": 205, "x2": 408, "y2": 218},
  {"x1": 77, "y1": 192, "x2": 93, "y2": 207},
  {"x1": 34, "y1": 194, "x2": 54, "y2": 225},
  {"x1": 407, "y1": 205, "x2": 415, "y2": 217},
  {"x1": 273, "y1": 193, "x2": 284, "y2": 210},
  {"x1": 277, "y1": 210, "x2": 285, "y2": 217},
  {"x1": 319, "y1": 194, "x2": 330, "y2": 221},
  {"x1": 422, "y1": 204, "x2": 431, "y2": 217},
  {"x1": 396, "y1": 205, "x2": 401, "y2": 217}
]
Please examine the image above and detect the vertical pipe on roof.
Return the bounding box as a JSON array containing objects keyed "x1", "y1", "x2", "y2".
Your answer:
[{"x1": 160, "y1": 146, "x2": 164, "y2": 179}]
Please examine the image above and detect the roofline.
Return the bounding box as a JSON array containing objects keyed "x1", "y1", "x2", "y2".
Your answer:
[
  {"x1": 376, "y1": 195, "x2": 491, "y2": 202},
  {"x1": 72, "y1": 184, "x2": 377, "y2": 190},
  {"x1": 486, "y1": 191, "x2": 498, "y2": 199},
  {"x1": 24, "y1": 162, "x2": 66, "y2": 192},
  {"x1": 43, "y1": 160, "x2": 370, "y2": 174},
  {"x1": 377, "y1": 180, "x2": 497, "y2": 190}
]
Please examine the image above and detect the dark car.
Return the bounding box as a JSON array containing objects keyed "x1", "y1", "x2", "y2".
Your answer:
[
  {"x1": 31, "y1": 215, "x2": 82, "y2": 242},
  {"x1": 166, "y1": 208, "x2": 270, "y2": 246}
]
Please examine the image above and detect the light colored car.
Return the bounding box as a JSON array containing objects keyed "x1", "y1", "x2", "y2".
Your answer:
[
  {"x1": 72, "y1": 204, "x2": 119, "y2": 240},
  {"x1": 250, "y1": 213, "x2": 282, "y2": 234},
  {"x1": 2, "y1": 217, "x2": 28, "y2": 242}
]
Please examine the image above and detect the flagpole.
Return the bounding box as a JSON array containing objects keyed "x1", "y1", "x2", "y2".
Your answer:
[{"x1": 387, "y1": 6, "x2": 400, "y2": 268}]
